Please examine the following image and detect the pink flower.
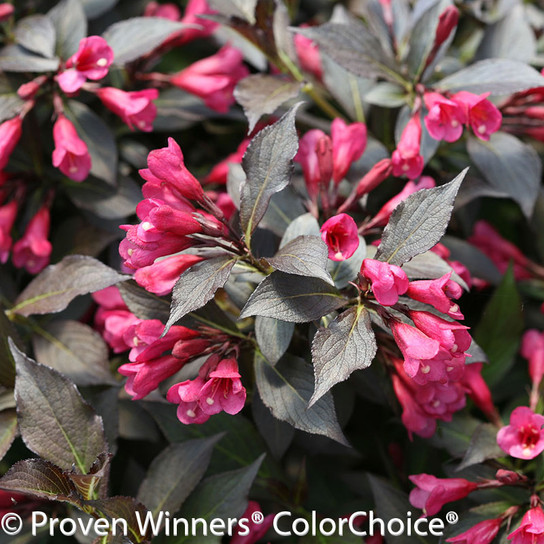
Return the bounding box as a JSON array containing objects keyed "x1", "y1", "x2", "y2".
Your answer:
[
  {"x1": 508, "y1": 506, "x2": 544, "y2": 543},
  {"x1": 139, "y1": 137, "x2": 205, "y2": 202},
  {"x1": 355, "y1": 158, "x2": 393, "y2": 198},
  {"x1": 391, "y1": 115, "x2": 424, "y2": 179},
  {"x1": 390, "y1": 321, "x2": 440, "y2": 362},
  {"x1": 0, "y1": 4, "x2": 14, "y2": 21},
  {"x1": 51, "y1": 114, "x2": 92, "y2": 182},
  {"x1": 203, "y1": 138, "x2": 249, "y2": 184},
  {"x1": 170, "y1": 45, "x2": 249, "y2": 113},
  {"x1": 92, "y1": 287, "x2": 140, "y2": 353},
  {"x1": 360, "y1": 259, "x2": 409, "y2": 306},
  {"x1": 452, "y1": 91, "x2": 502, "y2": 141},
  {"x1": 409, "y1": 311, "x2": 471, "y2": 354},
  {"x1": 167, "y1": 356, "x2": 246, "y2": 424},
  {"x1": 365, "y1": 176, "x2": 435, "y2": 230},
  {"x1": 522, "y1": 330, "x2": 544, "y2": 389},
  {"x1": 497, "y1": 406, "x2": 544, "y2": 460},
  {"x1": 144, "y1": 1, "x2": 181, "y2": 19},
  {"x1": 424, "y1": 92, "x2": 467, "y2": 143},
  {"x1": 0, "y1": 117, "x2": 22, "y2": 170},
  {"x1": 0, "y1": 200, "x2": 17, "y2": 263},
  {"x1": 320, "y1": 213, "x2": 359, "y2": 261},
  {"x1": 177, "y1": 0, "x2": 218, "y2": 45},
  {"x1": 12, "y1": 205, "x2": 52, "y2": 274},
  {"x1": 447, "y1": 518, "x2": 501, "y2": 544},
  {"x1": 468, "y1": 220, "x2": 532, "y2": 280},
  {"x1": 295, "y1": 129, "x2": 333, "y2": 200},
  {"x1": 294, "y1": 32, "x2": 323, "y2": 80},
  {"x1": 406, "y1": 272, "x2": 464, "y2": 319},
  {"x1": 330, "y1": 118, "x2": 367, "y2": 184},
  {"x1": 409, "y1": 474, "x2": 477, "y2": 516},
  {"x1": 96, "y1": 87, "x2": 159, "y2": 132},
  {"x1": 433, "y1": 6, "x2": 459, "y2": 50},
  {"x1": 231, "y1": 501, "x2": 274, "y2": 544},
  {"x1": 134, "y1": 254, "x2": 203, "y2": 295},
  {"x1": 57, "y1": 36, "x2": 114, "y2": 93},
  {"x1": 461, "y1": 363, "x2": 498, "y2": 421}
]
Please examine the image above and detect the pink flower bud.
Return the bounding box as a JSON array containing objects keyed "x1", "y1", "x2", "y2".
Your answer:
[
  {"x1": 409, "y1": 474, "x2": 477, "y2": 516},
  {"x1": 360, "y1": 258, "x2": 409, "y2": 306},
  {"x1": 320, "y1": 213, "x2": 359, "y2": 261},
  {"x1": 134, "y1": 254, "x2": 203, "y2": 295},
  {"x1": 12, "y1": 205, "x2": 52, "y2": 274},
  {"x1": 461, "y1": 363, "x2": 497, "y2": 420},
  {"x1": 139, "y1": 137, "x2": 205, "y2": 202},
  {"x1": 0, "y1": 200, "x2": 17, "y2": 263},
  {"x1": 52, "y1": 114, "x2": 92, "y2": 182},
  {"x1": 409, "y1": 311, "x2": 471, "y2": 354},
  {"x1": 331, "y1": 118, "x2": 367, "y2": 184},
  {"x1": 434, "y1": 6, "x2": 459, "y2": 50},
  {"x1": 522, "y1": 330, "x2": 544, "y2": 388},
  {"x1": 406, "y1": 272, "x2": 464, "y2": 319},
  {"x1": 231, "y1": 501, "x2": 274, "y2": 544},
  {"x1": 495, "y1": 469, "x2": 526, "y2": 485},
  {"x1": 446, "y1": 517, "x2": 501, "y2": 544},
  {"x1": 452, "y1": 91, "x2": 502, "y2": 141},
  {"x1": 0, "y1": 117, "x2": 23, "y2": 170},
  {"x1": 57, "y1": 36, "x2": 114, "y2": 93},
  {"x1": 497, "y1": 406, "x2": 544, "y2": 460},
  {"x1": 170, "y1": 45, "x2": 249, "y2": 113},
  {"x1": 392, "y1": 115, "x2": 424, "y2": 179},
  {"x1": 508, "y1": 506, "x2": 544, "y2": 543},
  {"x1": 0, "y1": 3, "x2": 14, "y2": 21},
  {"x1": 96, "y1": 87, "x2": 159, "y2": 132},
  {"x1": 424, "y1": 92, "x2": 467, "y2": 142},
  {"x1": 295, "y1": 129, "x2": 333, "y2": 200},
  {"x1": 355, "y1": 158, "x2": 393, "y2": 198},
  {"x1": 144, "y1": 1, "x2": 181, "y2": 19},
  {"x1": 294, "y1": 32, "x2": 323, "y2": 80}
]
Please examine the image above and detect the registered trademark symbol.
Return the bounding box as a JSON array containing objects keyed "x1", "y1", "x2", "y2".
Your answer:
[
  {"x1": 251, "y1": 511, "x2": 264, "y2": 524},
  {"x1": 446, "y1": 511, "x2": 459, "y2": 524}
]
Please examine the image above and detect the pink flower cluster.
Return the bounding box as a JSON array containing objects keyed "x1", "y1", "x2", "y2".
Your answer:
[
  {"x1": 0, "y1": 179, "x2": 52, "y2": 274},
  {"x1": 92, "y1": 286, "x2": 246, "y2": 422},
  {"x1": 119, "y1": 138, "x2": 236, "y2": 294},
  {"x1": 360, "y1": 258, "x2": 495, "y2": 438}
]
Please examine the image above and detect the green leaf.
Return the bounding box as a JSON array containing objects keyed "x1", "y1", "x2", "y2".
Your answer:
[
  {"x1": 364, "y1": 82, "x2": 407, "y2": 107},
  {"x1": 178, "y1": 455, "x2": 265, "y2": 541},
  {"x1": 48, "y1": 0, "x2": 87, "y2": 59},
  {"x1": 0, "y1": 306, "x2": 19, "y2": 388},
  {"x1": 475, "y1": 266, "x2": 523, "y2": 388},
  {"x1": 255, "y1": 316, "x2": 294, "y2": 365},
  {"x1": 11, "y1": 255, "x2": 128, "y2": 317},
  {"x1": 32, "y1": 320, "x2": 116, "y2": 386},
  {"x1": 64, "y1": 100, "x2": 118, "y2": 186},
  {"x1": 240, "y1": 272, "x2": 346, "y2": 323},
  {"x1": 255, "y1": 353, "x2": 348, "y2": 445},
  {"x1": 375, "y1": 169, "x2": 467, "y2": 266},
  {"x1": 240, "y1": 105, "x2": 300, "y2": 245},
  {"x1": 267, "y1": 235, "x2": 334, "y2": 285},
  {"x1": 234, "y1": 74, "x2": 302, "y2": 132},
  {"x1": 310, "y1": 306, "x2": 377, "y2": 406},
  {"x1": 457, "y1": 423, "x2": 503, "y2": 471},
  {"x1": 137, "y1": 436, "x2": 221, "y2": 517},
  {"x1": 437, "y1": 58, "x2": 544, "y2": 94},
  {"x1": 0, "y1": 459, "x2": 79, "y2": 503},
  {"x1": 102, "y1": 17, "x2": 188, "y2": 65},
  {"x1": 165, "y1": 256, "x2": 237, "y2": 333},
  {"x1": 118, "y1": 280, "x2": 171, "y2": 322},
  {"x1": 0, "y1": 44, "x2": 60, "y2": 72},
  {"x1": 12, "y1": 341, "x2": 107, "y2": 474},
  {"x1": 467, "y1": 133, "x2": 541, "y2": 218},
  {"x1": 0, "y1": 409, "x2": 17, "y2": 462},
  {"x1": 295, "y1": 22, "x2": 401, "y2": 82},
  {"x1": 14, "y1": 15, "x2": 56, "y2": 59}
]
